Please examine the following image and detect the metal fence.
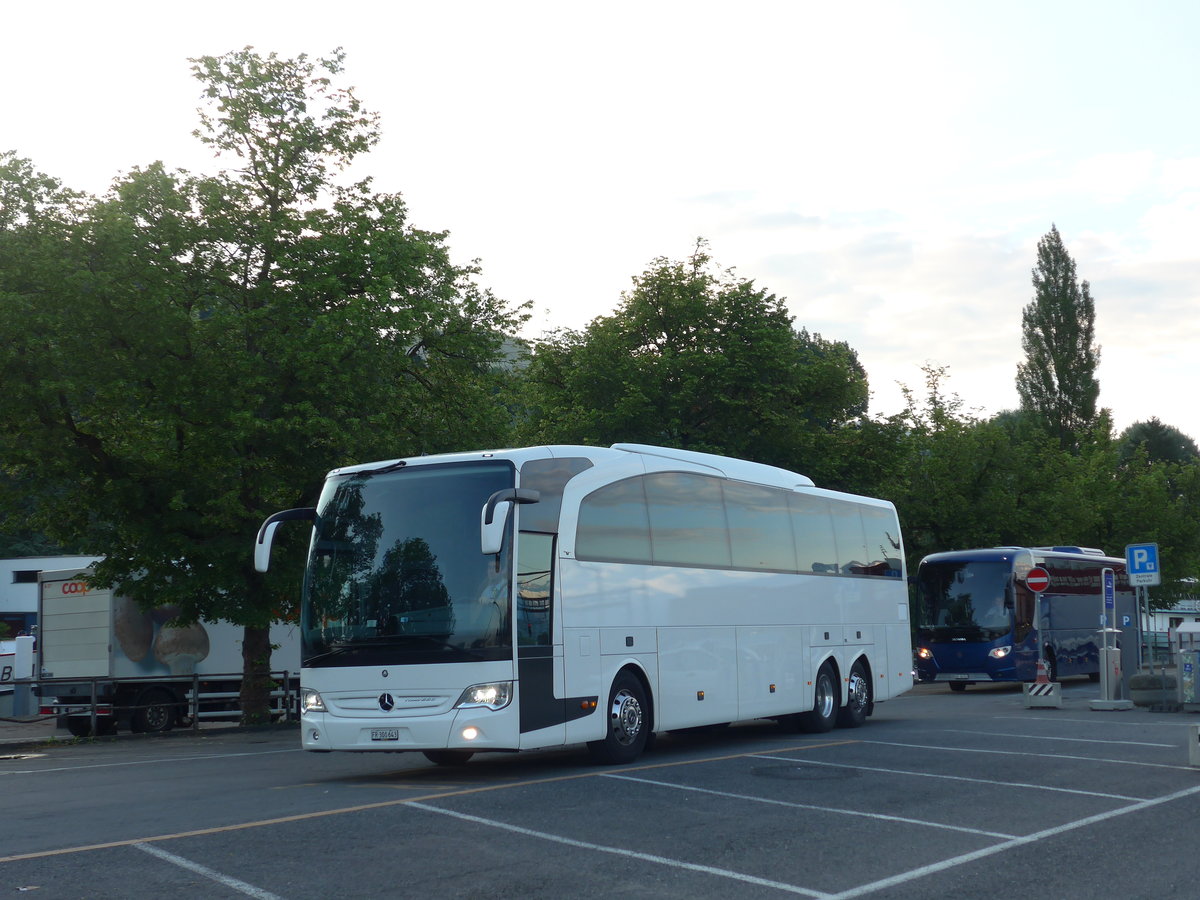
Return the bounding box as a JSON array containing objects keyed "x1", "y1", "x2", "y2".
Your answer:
[{"x1": 35, "y1": 670, "x2": 297, "y2": 734}]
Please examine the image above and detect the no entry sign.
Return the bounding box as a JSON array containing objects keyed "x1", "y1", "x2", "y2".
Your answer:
[{"x1": 1026, "y1": 566, "x2": 1051, "y2": 593}]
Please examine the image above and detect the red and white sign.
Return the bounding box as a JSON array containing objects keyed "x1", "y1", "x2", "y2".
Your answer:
[{"x1": 1026, "y1": 567, "x2": 1051, "y2": 593}]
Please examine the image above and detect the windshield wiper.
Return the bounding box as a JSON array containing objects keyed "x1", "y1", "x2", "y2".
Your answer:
[{"x1": 357, "y1": 459, "x2": 408, "y2": 476}]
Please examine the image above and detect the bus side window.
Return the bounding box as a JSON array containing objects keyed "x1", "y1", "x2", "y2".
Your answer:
[
  {"x1": 517, "y1": 532, "x2": 554, "y2": 646},
  {"x1": 1014, "y1": 583, "x2": 1034, "y2": 643}
]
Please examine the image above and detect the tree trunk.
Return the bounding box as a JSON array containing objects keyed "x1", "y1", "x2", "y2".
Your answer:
[{"x1": 240, "y1": 623, "x2": 274, "y2": 725}]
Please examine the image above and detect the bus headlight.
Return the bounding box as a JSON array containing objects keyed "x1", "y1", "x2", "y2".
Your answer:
[
  {"x1": 454, "y1": 682, "x2": 513, "y2": 711},
  {"x1": 916, "y1": 647, "x2": 933, "y2": 660},
  {"x1": 301, "y1": 688, "x2": 327, "y2": 713},
  {"x1": 988, "y1": 645, "x2": 1013, "y2": 659}
]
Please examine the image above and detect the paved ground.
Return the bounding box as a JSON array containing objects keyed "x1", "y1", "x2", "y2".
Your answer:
[
  {"x1": 0, "y1": 714, "x2": 62, "y2": 747},
  {"x1": 6, "y1": 680, "x2": 1200, "y2": 899},
  {"x1": 0, "y1": 714, "x2": 247, "y2": 750}
]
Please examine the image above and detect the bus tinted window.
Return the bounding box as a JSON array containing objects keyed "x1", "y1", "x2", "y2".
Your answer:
[
  {"x1": 860, "y1": 505, "x2": 903, "y2": 578},
  {"x1": 789, "y1": 493, "x2": 839, "y2": 575},
  {"x1": 724, "y1": 480, "x2": 796, "y2": 571},
  {"x1": 519, "y1": 457, "x2": 593, "y2": 533},
  {"x1": 575, "y1": 477, "x2": 652, "y2": 562},
  {"x1": 831, "y1": 500, "x2": 869, "y2": 575},
  {"x1": 644, "y1": 472, "x2": 731, "y2": 568},
  {"x1": 576, "y1": 473, "x2": 900, "y2": 579}
]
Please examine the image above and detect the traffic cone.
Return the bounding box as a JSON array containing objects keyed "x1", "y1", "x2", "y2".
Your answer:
[{"x1": 1036, "y1": 659, "x2": 1050, "y2": 684}]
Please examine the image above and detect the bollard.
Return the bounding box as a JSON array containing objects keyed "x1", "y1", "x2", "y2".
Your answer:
[
  {"x1": 1023, "y1": 681, "x2": 1062, "y2": 708},
  {"x1": 1190, "y1": 724, "x2": 1200, "y2": 768}
]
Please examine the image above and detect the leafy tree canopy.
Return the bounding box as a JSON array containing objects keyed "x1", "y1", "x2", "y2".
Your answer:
[
  {"x1": 518, "y1": 240, "x2": 868, "y2": 470},
  {"x1": 0, "y1": 48, "x2": 524, "y2": 717},
  {"x1": 1118, "y1": 417, "x2": 1200, "y2": 466}
]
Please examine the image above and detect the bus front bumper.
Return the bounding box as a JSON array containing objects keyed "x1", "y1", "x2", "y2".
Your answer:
[{"x1": 300, "y1": 705, "x2": 520, "y2": 753}]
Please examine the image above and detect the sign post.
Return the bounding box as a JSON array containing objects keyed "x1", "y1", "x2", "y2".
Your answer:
[
  {"x1": 1126, "y1": 543, "x2": 1161, "y2": 673},
  {"x1": 1020, "y1": 566, "x2": 1064, "y2": 707}
]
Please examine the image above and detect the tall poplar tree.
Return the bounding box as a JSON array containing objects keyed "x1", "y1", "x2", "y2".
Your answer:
[{"x1": 1015, "y1": 225, "x2": 1101, "y2": 449}]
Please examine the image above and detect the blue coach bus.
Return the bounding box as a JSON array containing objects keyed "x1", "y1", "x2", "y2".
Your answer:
[{"x1": 913, "y1": 546, "x2": 1140, "y2": 690}]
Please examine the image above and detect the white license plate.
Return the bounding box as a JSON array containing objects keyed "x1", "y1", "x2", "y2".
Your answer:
[{"x1": 371, "y1": 728, "x2": 400, "y2": 741}]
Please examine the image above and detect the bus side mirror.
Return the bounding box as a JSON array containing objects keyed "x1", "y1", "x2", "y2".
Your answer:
[
  {"x1": 480, "y1": 489, "x2": 540, "y2": 555},
  {"x1": 254, "y1": 507, "x2": 316, "y2": 572}
]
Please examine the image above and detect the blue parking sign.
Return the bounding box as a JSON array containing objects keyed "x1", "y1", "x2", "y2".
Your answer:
[{"x1": 1126, "y1": 542, "x2": 1161, "y2": 587}]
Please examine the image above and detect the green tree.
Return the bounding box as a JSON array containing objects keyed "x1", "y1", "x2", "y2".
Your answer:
[
  {"x1": 1015, "y1": 224, "x2": 1101, "y2": 450},
  {"x1": 0, "y1": 49, "x2": 523, "y2": 721},
  {"x1": 519, "y1": 241, "x2": 868, "y2": 469},
  {"x1": 1118, "y1": 417, "x2": 1200, "y2": 465},
  {"x1": 883, "y1": 367, "x2": 1025, "y2": 564}
]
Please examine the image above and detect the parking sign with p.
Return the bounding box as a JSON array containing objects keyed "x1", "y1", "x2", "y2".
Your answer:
[{"x1": 1126, "y1": 542, "x2": 1161, "y2": 587}]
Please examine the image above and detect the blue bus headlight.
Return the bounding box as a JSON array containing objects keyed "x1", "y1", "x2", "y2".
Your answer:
[
  {"x1": 301, "y1": 688, "x2": 327, "y2": 713},
  {"x1": 454, "y1": 682, "x2": 514, "y2": 711},
  {"x1": 988, "y1": 645, "x2": 1012, "y2": 659},
  {"x1": 916, "y1": 647, "x2": 933, "y2": 660}
]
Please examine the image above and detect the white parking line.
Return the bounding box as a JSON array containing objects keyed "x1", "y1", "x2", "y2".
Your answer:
[
  {"x1": 406, "y1": 801, "x2": 833, "y2": 898},
  {"x1": 828, "y1": 782, "x2": 1200, "y2": 899},
  {"x1": 602, "y1": 773, "x2": 1017, "y2": 839},
  {"x1": 991, "y1": 714, "x2": 1181, "y2": 728},
  {"x1": 1, "y1": 747, "x2": 298, "y2": 776},
  {"x1": 751, "y1": 754, "x2": 1145, "y2": 801},
  {"x1": 134, "y1": 842, "x2": 285, "y2": 900},
  {"x1": 859, "y1": 739, "x2": 1200, "y2": 771},
  {"x1": 942, "y1": 729, "x2": 1175, "y2": 747}
]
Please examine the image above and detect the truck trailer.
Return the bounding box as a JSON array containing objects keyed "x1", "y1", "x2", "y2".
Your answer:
[{"x1": 35, "y1": 567, "x2": 299, "y2": 737}]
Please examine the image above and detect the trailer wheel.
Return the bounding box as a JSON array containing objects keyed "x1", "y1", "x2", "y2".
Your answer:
[{"x1": 131, "y1": 688, "x2": 177, "y2": 734}]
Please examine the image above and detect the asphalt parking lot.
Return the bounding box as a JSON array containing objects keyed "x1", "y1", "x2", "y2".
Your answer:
[{"x1": 3, "y1": 680, "x2": 1199, "y2": 899}]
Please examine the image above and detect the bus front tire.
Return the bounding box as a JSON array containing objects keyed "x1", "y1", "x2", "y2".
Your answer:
[
  {"x1": 588, "y1": 671, "x2": 650, "y2": 765},
  {"x1": 798, "y1": 663, "x2": 838, "y2": 733},
  {"x1": 836, "y1": 660, "x2": 871, "y2": 728}
]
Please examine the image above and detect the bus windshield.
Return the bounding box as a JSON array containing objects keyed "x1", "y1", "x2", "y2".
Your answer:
[
  {"x1": 917, "y1": 561, "x2": 1013, "y2": 639},
  {"x1": 301, "y1": 460, "x2": 515, "y2": 667}
]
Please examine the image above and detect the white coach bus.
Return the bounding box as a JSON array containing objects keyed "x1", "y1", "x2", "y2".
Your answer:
[{"x1": 254, "y1": 444, "x2": 913, "y2": 765}]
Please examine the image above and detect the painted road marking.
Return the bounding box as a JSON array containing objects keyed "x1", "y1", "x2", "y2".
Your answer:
[
  {"x1": 751, "y1": 754, "x2": 1145, "y2": 802},
  {"x1": 134, "y1": 843, "x2": 284, "y2": 900},
  {"x1": 828, "y1": 783, "x2": 1200, "y2": 900},
  {"x1": 603, "y1": 773, "x2": 1017, "y2": 839},
  {"x1": 405, "y1": 800, "x2": 832, "y2": 899},
  {"x1": 942, "y1": 729, "x2": 1175, "y2": 747}
]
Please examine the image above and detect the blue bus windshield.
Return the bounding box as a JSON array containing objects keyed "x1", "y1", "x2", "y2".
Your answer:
[{"x1": 917, "y1": 561, "x2": 1012, "y2": 638}]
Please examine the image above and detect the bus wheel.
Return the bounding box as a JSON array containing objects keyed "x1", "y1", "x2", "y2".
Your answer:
[
  {"x1": 837, "y1": 661, "x2": 871, "y2": 728},
  {"x1": 423, "y1": 750, "x2": 474, "y2": 766},
  {"x1": 588, "y1": 671, "x2": 649, "y2": 764},
  {"x1": 949, "y1": 682, "x2": 967, "y2": 692},
  {"x1": 798, "y1": 663, "x2": 838, "y2": 733},
  {"x1": 1044, "y1": 652, "x2": 1058, "y2": 683},
  {"x1": 131, "y1": 688, "x2": 177, "y2": 734}
]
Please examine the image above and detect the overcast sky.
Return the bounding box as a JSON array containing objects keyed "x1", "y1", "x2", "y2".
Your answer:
[{"x1": 6, "y1": 1, "x2": 1199, "y2": 441}]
